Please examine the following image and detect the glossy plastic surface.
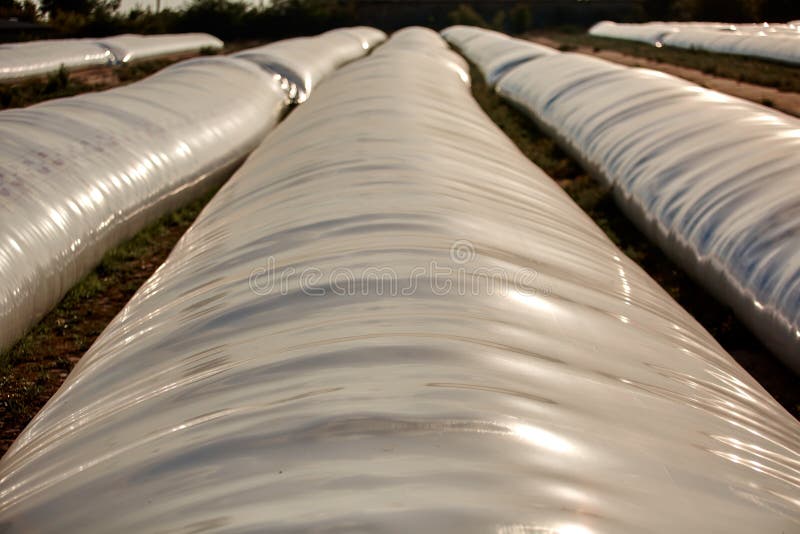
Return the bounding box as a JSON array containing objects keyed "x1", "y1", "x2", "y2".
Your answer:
[
  {"x1": 496, "y1": 52, "x2": 800, "y2": 372},
  {"x1": 335, "y1": 25, "x2": 388, "y2": 49},
  {"x1": 440, "y1": 25, "x2": 557, "y2": 86},
  {"x1": 0, "y1": 33, "x2": 223, "y2": 82},
  {"x1": 440, "y1": 24, "x2": 501, "y2": 42},
  {"x1": 662, "y1": 27, "x2": 800, "y2": 65},
  {"x1": 588, "y1": 20, "x2": 681, "y2": 44},
  {"x1": 0, "y1": 57, "x2": 287, "y2": 353},
  {"x1": 0, "y1": 39, "x2": 113, "y2": 82},
  {"x1": 97, "y1": 33, "x2": 223, "y2": 63},
  {"x1": 590, "y1": 20, "x2": 800, "y2": 65},
  {"x1": 234, "y1": 26, "x2": 386, "y2": 102},
  {"x1": 378, "y1": 26, "x2": 470, "y2": 83},
  {"x1": 1, "y1": 28, "x2": 798, "y2": 533}
]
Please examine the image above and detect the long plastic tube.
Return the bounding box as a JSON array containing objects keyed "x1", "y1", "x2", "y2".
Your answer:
[
  {"x1": 0, "y1": 33, "x2": 224, "y2": 82},
  {"x1": 0, "y1": 56, "x2": 287, "y2": 354},
  {"x1": 1, "y1": 27, "x2": 797, "y2": 533},
  {"x1": 589, "y1": 20, "x2": 800, "y2": 65},
  {"x1": 495, "y1": 51, "x2": 800, "y2": 372},
  {"x1": 234, "y1": 26, "x2": 386, "y2": 102}
]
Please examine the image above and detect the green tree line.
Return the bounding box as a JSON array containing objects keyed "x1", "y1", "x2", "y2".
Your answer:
[{"x1": 2, "y1": 0, "x2": 797, "y2": 42}]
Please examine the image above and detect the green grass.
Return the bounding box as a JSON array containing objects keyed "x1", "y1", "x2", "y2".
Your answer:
[
  {"x1": 535, "y1": 32, "x2": 800, "y2": 94},
  {"x1": 0, "y1": 188, "x2": 218, "y2": 453},
  {"x1": 469, "y1": 62, "x2": 800, "y2": 419}
]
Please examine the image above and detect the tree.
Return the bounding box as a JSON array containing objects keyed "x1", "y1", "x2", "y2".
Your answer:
[
  {"x1": 669, "y1": 0, "x2": 765, "y2": 21},
  {"x1": 177, "y1": 0, "x2": 247, "y2": 40},
  {"x1": 510, "y1": 3, "x2": 533, "y2": 34},
  {"x1": 40, "y1": 0, "x2": 95, "y2": 16},
  {"x1": 447, "y1": 4, "x2": 488, "y2": 28},
  {"x1": 643, "y1": 0, "x2": 671, "y2": 19},
  {"x1": 491, "y1": 9, "x2": 505, "y2": 31},
  {"x1": 0, "y1": 0, "x2": 39, "y2": 21}
]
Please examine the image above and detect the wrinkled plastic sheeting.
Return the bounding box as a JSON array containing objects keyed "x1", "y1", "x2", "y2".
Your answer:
[
  {"x1": 96, "y1": 33, "x2": 223, "y2": 64},
  {"x1": 496, "y1": 52, "x2": 800, "y2": 372},
  {"x1": 389, "y1": 25, "x2": 450, "y2": 49},
  {"x1": 440, "y1": 24, "x2": 495, "y2": 43},
  {"x1": 705, "y1": 22, "x2": 800, "y2": 37},
  {"x1": 590, "y1": 20, "x2": 800, "y2": 65},
  {"x1": 1, "y1": 28, "x2": 799, "y2": 533},
  {"x1": 0, "y1": 33, "x2": 223, "y2": 82},
  {"x1": 662, "y1": 28, "x2": 800, "y2": 66},
  {"x1": 377, "y1": 26, "x2": 470, "y2": 84},
  {"x1": 0, "y1": 57, "x2": 287, "y2": 354},
  {"x1": 334, "y1": 25, "x2": 387, "y2": 50},
  {"x1": 440, "y1": 25, "x2": 557, "y2": 86},
  {"x1": 234, "y1": 26, "x2": 386, "y2": 102},
  {"x1": 0, "y1": 39, "x2": 113, "y2": 82},
  {"x1": 588, "y1": 21, "x2": 681, "y2": 44}
]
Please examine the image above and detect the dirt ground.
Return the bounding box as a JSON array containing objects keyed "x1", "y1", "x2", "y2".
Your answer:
[{"x1": 529, "y1": 36, "x2": 800, "y2": 118}]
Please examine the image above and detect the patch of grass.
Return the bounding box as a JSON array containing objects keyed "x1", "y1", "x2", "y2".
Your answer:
[
  {"x1": 0, "y1": 65, "x2": 94, "y2": 109},
  {"x1": 114, "y1": 57, "x2": 176, "y2": 84},
  {"x1": 536, "y1": 32, "x2": 800, "y2": 94},
  {"x1": 469, "y1": 63, "x2": 800, "y2": 419},
  {"x1": 0, "y1": 188, "x2": 218, "y2": 455}
]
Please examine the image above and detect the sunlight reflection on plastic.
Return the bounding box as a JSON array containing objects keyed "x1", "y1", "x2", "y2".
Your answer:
[
  {"x1": 509, "y1": 290, "x2": 555, "y2": 313},
  {"x1": 511, "y1": 423, "x2": 575, "y2": 455}
]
